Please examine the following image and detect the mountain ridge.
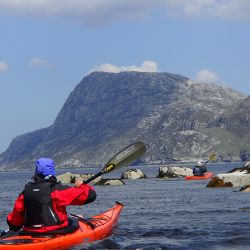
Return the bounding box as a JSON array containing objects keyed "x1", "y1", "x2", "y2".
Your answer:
[{"x1": 0, "y1": 71, "x2": 249, "y2": 170}]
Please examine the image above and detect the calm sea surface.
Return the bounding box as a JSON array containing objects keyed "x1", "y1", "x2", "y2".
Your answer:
[{"x1": 1, "y1": 163, "x2": 250, "y2": 250}]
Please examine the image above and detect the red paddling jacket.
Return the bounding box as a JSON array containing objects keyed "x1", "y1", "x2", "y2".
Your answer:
[{"x1": 7, "y1": 174, "x2": 96, "y2": 233}]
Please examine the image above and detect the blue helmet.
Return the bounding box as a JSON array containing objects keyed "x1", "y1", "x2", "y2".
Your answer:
[{"x1": 35, "y1": 158, "x2": 55, "y2": 177}]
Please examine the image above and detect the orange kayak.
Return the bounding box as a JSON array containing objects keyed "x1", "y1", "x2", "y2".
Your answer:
[
  {"x1": 185, "y1": 172, "x2": 214, "y2": 180},
  {"x1": 0, "y1": 202, "x2": 123, "y2": 250}
]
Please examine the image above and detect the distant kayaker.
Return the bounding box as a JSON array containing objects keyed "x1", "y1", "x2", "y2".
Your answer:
[
  {"x1": 6, "y1": 158, "x2": 96, "y2": 233},
  {"x1": 192, "y1": 161, "x2": 207, "y2": 176}
]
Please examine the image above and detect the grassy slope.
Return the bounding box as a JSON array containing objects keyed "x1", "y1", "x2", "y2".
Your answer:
[{"x1": 203, "y1": 127, "x2": 250, "y2": 155}]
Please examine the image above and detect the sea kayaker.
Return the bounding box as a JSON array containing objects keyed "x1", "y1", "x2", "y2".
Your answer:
[
  {"x1": 192, "y1": 161, "x2": 207, "y2": 176},
  {"x1": 6, "y1": 158, "x2": 96, "y2": 234}
]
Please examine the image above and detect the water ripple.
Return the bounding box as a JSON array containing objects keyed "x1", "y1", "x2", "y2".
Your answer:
[{"x1": 1, "y1": 164, "x2": 250, "y2": 249}]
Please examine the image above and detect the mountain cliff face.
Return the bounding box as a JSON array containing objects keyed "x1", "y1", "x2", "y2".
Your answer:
[
  {"x1": 0, "y1": 71, "x2": 248, "y2": 170},
  {"x1": 207, "y1": 96, "x2": 250, "y2": 161}
]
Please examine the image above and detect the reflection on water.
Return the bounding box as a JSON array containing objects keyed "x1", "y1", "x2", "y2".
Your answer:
[{"x1": 1, "y1": 163, "x2": 250, "y2": 249}]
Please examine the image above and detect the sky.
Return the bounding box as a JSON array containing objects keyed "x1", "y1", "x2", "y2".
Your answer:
[{"x1": 0, "y1": 0, "x2": 250, "y2": 153}]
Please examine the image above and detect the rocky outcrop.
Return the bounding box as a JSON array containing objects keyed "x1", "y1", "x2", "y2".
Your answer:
[
  {"x1": 239, "y1": 185, "x2": 250, "y2": 192},
  {"x1": 57, "y1": 172, "x2": 72, "y2": 184},
  {"x1": 206, "y1": 176, "x2": 233, "y2": 188},
  {"x1": 228, "y1": 161, "x2": 250, "y2": 174},
  {"x1": 156, "y1": 166, "x2": 193, "y2": 178},
  {"x1": 121, "y1": 169, "x2": 146, "y2": 179},
  {"x1": 207, "y1": 163, "x2": 250, "y2": 188},
  {"x1": 215, "y1": 173, "x2": 250, "y2": 187},
  {"x1": 245, "y1": 162, "x2": 250, "y2": 167},
  {"x1": 56, "y1": 172, "x2": 101, "y2": 184},
  {"x1": 95, "y1": 178, "x2": 125, "y2": 186}
]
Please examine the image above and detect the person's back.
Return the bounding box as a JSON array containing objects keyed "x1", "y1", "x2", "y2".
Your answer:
[
  {"x1": 7, "y1": 158, "x2": 96, "y2": 233},
  {"x1": 193, "y1": 161, "x2": 207, "y2": 176}
]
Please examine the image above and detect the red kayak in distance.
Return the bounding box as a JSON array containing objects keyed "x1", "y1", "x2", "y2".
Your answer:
[{"x1": 185, "y1": 172, "x2": 214, "y2": 180}]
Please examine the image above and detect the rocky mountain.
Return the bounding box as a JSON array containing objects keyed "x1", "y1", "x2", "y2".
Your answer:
[
  {"x1": 0, "y1": 71, "x2": 249, "y2": 170},
  {"x1": 208, "y1": 96, "x2": 250, "y2": 161}
]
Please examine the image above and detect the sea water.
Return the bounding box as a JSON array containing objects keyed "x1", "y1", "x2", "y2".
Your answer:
[{"x1": 1, "y1": 163, "x2": 250, "y2": 250}]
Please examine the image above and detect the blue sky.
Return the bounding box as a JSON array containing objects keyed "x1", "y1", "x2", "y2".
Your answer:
[{"x1": 0, "y1": 0, "x2": 250, "y2": 153}]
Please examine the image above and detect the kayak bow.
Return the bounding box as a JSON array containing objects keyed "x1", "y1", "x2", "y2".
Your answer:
[{"x1": 0, "y1": 202, "x2": 123, "y2": 250}]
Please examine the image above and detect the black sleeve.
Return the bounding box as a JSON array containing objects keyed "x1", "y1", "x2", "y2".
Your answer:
[
  {"x1": 6, "y1": 220, "x2": 23, "y2": 232},
  {"x1": 84, "y1": 189, "x2": 97, "y2": 205}
]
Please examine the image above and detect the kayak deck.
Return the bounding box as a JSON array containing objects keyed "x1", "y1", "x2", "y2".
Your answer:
[
  {"x1": 0, "y1": 202, "x2": 123, "y2": 250},
  {"x1": 185, "y1": 172, "x2": 214, "y2": 180}
]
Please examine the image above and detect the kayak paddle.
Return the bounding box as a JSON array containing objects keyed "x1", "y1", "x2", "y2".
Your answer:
[
  {"x1": 204, "y1": 152, "x2": 217, "y2": 165},
  {"x1": 84, "y1": 141, "x2": 146, "y2": 184}
]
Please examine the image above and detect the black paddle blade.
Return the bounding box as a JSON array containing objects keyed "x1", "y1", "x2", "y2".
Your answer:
[{"x1": 102, "y1": 141, "x2": 146, "y2": 174}]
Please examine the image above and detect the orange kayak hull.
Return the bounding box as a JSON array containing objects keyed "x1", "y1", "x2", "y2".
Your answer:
[
  {"x1": 0, "y1": 202, "x2": 123, "y2": 250},
  {"x1": 185, "y1": 172, "x2": 214, "y2": 180}
]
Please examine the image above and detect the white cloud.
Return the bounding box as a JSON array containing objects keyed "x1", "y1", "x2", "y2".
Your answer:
[
  {"x1": 0, "y1": 0, "x2": 249, "y2": 25},
  {"x1": 195, "y1": 69, "x2": 219, "y2": 83},
  {"x1": 90, "y1": 60, "x2": 158, "y2": 73},
  {"x1": 0, "y1": 61, "x2": 9, "y2": 72},
  {"x1": 181, "y1": 0, "x2": 250, "y2": 20},
  {"x1": 29, "y1": 57, "x2": 53, "y2": 68}
]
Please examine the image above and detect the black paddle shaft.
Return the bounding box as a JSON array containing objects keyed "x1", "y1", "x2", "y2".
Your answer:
[{"x1": 83, "y1": 172, "x2": 102, "y2": 184}]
